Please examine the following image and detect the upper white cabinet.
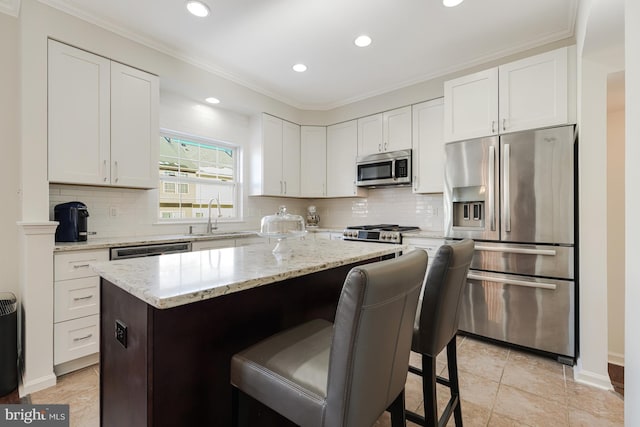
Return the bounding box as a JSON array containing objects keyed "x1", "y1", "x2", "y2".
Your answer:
[
  {"x1": 358, "y1": 106, "x2": 412, "y2": 155},
  {"x1": 48, "y1": 40, "x2": 159, "y2": 188},
  {"x1": 444, "y1": 46, "x2": 575, "y2": 142},
  {"x1": 300, "y1": 126, "x2": 327, "y2": 197},
  {"x1": 326, "y1": 120, "x2": 367, "y2": 198},
  {"x1": 412, "y1": 98, "x2": 444, "y2": 194},
  {"x1": 253, "y1": 114, "x2": 301, "y2": 197}
]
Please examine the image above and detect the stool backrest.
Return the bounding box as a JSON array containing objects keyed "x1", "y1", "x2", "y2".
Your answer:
[
  {"x1": 413, "y1": 239, "x2": 475, "y2": 356},
  {"x1": 324, "y1": 250, "x2": 428, "y2": 427}
]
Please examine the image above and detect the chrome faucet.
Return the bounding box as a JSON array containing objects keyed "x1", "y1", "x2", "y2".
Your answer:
[{"x1": 206, "y1": 197, "x2": 222, "y2": 234}]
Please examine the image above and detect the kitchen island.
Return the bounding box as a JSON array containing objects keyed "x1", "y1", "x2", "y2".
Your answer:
[{"x1": 92, "y1": 239, "x2": 405, "y2": 427}]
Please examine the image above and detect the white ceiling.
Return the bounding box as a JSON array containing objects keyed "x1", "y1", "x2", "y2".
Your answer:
[{"x1": 38, "y1": 0, "x2": 578, "y2": 110}]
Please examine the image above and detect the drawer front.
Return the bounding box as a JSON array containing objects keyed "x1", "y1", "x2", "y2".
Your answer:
[
  {"x1": 54, "y1": 277, "x2": 100, "y2": 322},
  {"x1": 54, "y1": 314, "x2": 100, "y2": 365},
  {"x1": 55, "y1": 249, "x2": 109, "y2": 281}
]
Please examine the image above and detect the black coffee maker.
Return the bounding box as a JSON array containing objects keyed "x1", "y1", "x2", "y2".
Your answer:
[{"x1": 54, "y1": 201, "x2": 89, "y2": 242}]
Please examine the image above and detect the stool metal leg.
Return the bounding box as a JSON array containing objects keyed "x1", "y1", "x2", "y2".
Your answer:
[
  {"x1": 231, "y1": 387, "x2": 249, "y2": 427},
  {"x1": 389, "y1": 389, "x2": 407, "y2": 427},
  {"x1": 422, "y1": 353, "x2": 438, "y2": 427},
  {"x1": 446, "y1": 340, "x2": 463, "y2": 427}
]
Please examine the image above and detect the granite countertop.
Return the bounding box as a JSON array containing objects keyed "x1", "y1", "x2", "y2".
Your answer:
[
  {"x1": 54, "y1": 231, "x2": 259, "y2": 252},
  {"x1": 91, "y1": 239, "x2": 406, "y2": 309}
]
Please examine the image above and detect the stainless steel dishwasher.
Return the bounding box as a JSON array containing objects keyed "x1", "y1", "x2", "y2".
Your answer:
[{"x1": 110, "y1": 241, "x2": 192, "y2": 260}]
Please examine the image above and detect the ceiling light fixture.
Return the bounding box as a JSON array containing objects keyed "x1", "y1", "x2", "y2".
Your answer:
[
  {"x1": 443, "y1": 0, "x2": 464, "y2": 7},
  {"x1": 186, "y1": 1, "x2": 210, "y2": 17},
  {"x1": 354, "y1": 35, "x2": 372, "y2": 48},
  {"x1": 292, "y1": 63, "x2": 307, "y2": 73},
  {"x1": 205, "y1": 97, "x2": 220, "y2": 104}
]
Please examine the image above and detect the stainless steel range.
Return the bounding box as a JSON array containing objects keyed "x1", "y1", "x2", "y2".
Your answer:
[{"x1": 342, "y1": 224, "x2": 420, "y2": 244}]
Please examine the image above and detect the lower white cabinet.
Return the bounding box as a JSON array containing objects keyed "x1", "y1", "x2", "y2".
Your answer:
[{"x1": 53, "y1": 249, "x2": 108, "y2": 373}]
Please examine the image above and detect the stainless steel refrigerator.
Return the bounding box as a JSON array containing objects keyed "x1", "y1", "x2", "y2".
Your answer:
[{"x1": 444, "y1": 125, "x2": 576, "y2": 363}]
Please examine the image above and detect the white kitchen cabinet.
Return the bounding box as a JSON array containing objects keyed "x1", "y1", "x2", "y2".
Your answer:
[
  {"x1": 358, "y1": 106, "x2": 412, "y2": 155},
  {"x1": 253, "y1": 114, "x2": 301, "y2": 196},
  {"x1": 403, "y1": 237, "x2": 444, "y2": 274},
  {"x1": 412, "y1": 98, "x2": 445, "y2": 194},
  {"x1": 53, "y1": 248, "x2": 109, "y2": 374},
  {"x1": 48, "y1": 40, "x2": 159, "y2": 188},
  {"x1": 312, "y1": 231, "x2": 344, "y2": 241},
  {"x1": 300, "y1": 126, "x2": 327, "y2": 197},
  {"x1": 191, "y1": 239, "x2": 234, "y2": 251},
  {"x1": 326, "y1": 121, "x2": 367, "y2": 198},
  {"x1": 444, "y1": 46, "x2": 574, "y2": 142}
]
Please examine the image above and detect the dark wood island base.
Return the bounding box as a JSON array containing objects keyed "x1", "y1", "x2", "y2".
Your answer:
[{"x1": 100, "y1": 259, "x2": 376, "y2": 427}]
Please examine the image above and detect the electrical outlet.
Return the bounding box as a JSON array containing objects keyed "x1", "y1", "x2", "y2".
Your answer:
[{"x1": 115, "y1": 320, "x2": 127, "y2": 348}]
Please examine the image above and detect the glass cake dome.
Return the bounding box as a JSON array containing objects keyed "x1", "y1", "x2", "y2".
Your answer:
[{"x1": 259, "y1": 206, "x2": 306, "y2": 256}]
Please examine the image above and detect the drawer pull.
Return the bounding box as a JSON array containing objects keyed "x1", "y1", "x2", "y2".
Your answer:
[
  {"x1": 73, "y1": 264, "x2": 91, "y2": 269},
  {"x1": 73, "y1": 334, "x2": 93, "y2": 342},
  {"x1": 73, "y1": 295, "x2": 94, "y2": 301}
]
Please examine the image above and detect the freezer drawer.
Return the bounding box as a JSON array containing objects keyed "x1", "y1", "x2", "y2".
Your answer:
[
  {"x1": 458, "y1": 270, "x2": 575, "y2": 357},
  {"x1": 470, "y1": 242, "x2": 574, "y2": 280}
]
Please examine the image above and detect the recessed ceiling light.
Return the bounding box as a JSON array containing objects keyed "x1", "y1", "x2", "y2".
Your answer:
[
  {"x1": 205, "y1": 97, "x2": 220, "y2": 104},
  {"x1": 292, "y1": 63, "x2": 307, "y2": 73},
  {"x1": 186, "y1": 1, "x2": 210, "y2": 17},
  {"x1": 354, "y1": 35, "x2": 372, "y2": 48},
  {"x1": 443, "y1": 0, "x2": 464, "y2": 7}
]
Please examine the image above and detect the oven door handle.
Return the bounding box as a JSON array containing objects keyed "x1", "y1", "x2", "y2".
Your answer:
[
  {"x1": 467, "y1": 273, "x2": 557, "y2": 290},
  {"x1": 474, "y1": 245, "x2": 557, "y2": 256}
]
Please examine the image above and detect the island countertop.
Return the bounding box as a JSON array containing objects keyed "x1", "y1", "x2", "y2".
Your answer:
[{"x1": 91, "y1": 239, "x2": 405, "y2": 309}]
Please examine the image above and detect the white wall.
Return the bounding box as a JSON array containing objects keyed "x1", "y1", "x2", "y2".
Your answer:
[
  {"x1": 625, "y1": 0, "x2": 640, "y2": 423},
  {"x1": 607, "y1": 106, "x2": 625, "y2": 366},
  {"x1": 0, "y1": 13, "x2": 20, "y2": 297}
]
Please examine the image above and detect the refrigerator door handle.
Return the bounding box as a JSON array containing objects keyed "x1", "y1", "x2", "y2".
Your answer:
[
  {"x1": 503, "y1": 143, "x2": 511, "y2": 232},
  {"x1": 474, "y1": 245, "x2": 557, "y2": 256},
  {"x1": 467, "y1": 273, "x2": 557, "y2": 290},
  {"x1": 488, "y1": 145, "x2": 495, "y2": 231}
]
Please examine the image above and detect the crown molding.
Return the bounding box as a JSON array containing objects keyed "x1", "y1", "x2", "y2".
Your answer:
[{"x1": 0, "y1": 0, "x2": 20, "y2": 17}]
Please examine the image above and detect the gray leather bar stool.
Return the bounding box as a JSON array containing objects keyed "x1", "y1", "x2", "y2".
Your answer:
[
  {"x1": 230, "y1": 249, "x2": 428, "y2": 427},
  {"x1": 405, "y1": 239, "x2": 474, "y2": 427}
]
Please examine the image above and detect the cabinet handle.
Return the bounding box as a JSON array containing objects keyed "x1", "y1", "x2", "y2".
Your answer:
[
  {"x1": 72, "y1": 264, "x2": 91, "y2": 269},
  {"x1": 114, "y1": 161, "x2": 119, "y2": 183},
  {"x1": 384, "y1": 142, "x2": 388, "y2": 151},
  {"x1": 73, "y1": 333, "x2": 93, "y2": 342},
  {"x1": 378, "y1": 143, "x2": 382, "y2": 152},
  {"x1": 491, "y1": 121, "x2": 496, "y2": 134},
  {"x1": 103, "y1": 160, "x2": 108, "y2": 182},
  {"x1": 284, "y1": 181, "x2": 287, "y2": 194},
  {"x1": 73, "y1": 295, "x2": 94, "y2": 301},
  {"x1": 280, "y1": 181, "x2": 283, "y2": 194},
  {"x1": 502, "y1": 118, "x2": 506, "y2": 131}
]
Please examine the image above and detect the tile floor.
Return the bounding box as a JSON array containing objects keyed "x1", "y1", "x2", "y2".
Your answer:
[{"x1": 27, "y1": 336, "x2": 624, "y2": 427}]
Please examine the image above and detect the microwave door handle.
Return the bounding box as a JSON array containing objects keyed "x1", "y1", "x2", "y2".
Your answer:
[
  {"x1": 488, "y1": 145, "x2": 495, "y2": 231},
  {"x1": 391, "y1": 159, "x2": 396, "y2": 180},
  {"x1": 503, "y1": 143, "x2": 511, "y2": 232}
]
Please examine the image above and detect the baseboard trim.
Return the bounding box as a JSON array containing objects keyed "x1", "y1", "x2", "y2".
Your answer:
[
  {"x1": 572, "y1": 362, "x2": 614, "y2": 390},
  {"x1": 608, "y1": 352, "x2": 625, "y2": 367},
  {"x1": 54, "y1": 353, "x2": 99, "y2": 376},
  {"x1": 18, "y1": 373, "x2": 57, "y2": 397}
]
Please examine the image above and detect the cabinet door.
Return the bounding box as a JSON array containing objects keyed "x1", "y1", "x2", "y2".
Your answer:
[
  {"x1": 499, "y1": 48, "x2": 568, "y2": 134},
  {"x1": 383, "y1": 106, "x2": 412, "y2": 152},
  {"x1": 282, "y1": 121, "x2": 301, "y2": 196},
  {"x1": 412, "y1": 98, "x2": 444, "y2": 193},
  {"x1": 300, "y1": 126, "x2": 327, "y2": 197},
  {"x1": 261, "y1": 114, "x2": 284, "y2": 196},
  {"x1": 444, "y1": 68, "x2": 499, "y2": 142},
  {"x1": 327, "y1": 120, "x2": 364, "y2": 197},
  {"x1": 357, "y1": 113, "x2": 383, "y2": 156},
  {"x1": 110, "y1": 62, "x2": 159, "y2": 188},
  {"x1": 48, "y1": 40, "x2": 111, "y2": 185}
]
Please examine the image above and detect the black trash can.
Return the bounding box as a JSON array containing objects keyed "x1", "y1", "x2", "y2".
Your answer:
[{"x1": 0, "y1": 292, "x2": 18, "y2": 396}]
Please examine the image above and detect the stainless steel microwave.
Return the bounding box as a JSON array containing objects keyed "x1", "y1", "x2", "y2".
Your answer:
[{"x1": 356, "y1": 149, "x2": 412, "y2": 187}]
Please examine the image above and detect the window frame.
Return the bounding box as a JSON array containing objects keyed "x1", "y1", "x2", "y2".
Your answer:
[{"x1": 157, "y1": 128, "x2": 242, "y2": 223}]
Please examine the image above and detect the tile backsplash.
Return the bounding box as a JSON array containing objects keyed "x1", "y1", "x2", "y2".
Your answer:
[{"x1": 49, "y1": 184, "x2": 443, "y2": 238}]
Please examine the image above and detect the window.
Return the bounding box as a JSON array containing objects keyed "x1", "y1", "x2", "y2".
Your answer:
[{"x1": 158, "y1": 131, "x2": 240, "y2": 221}]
